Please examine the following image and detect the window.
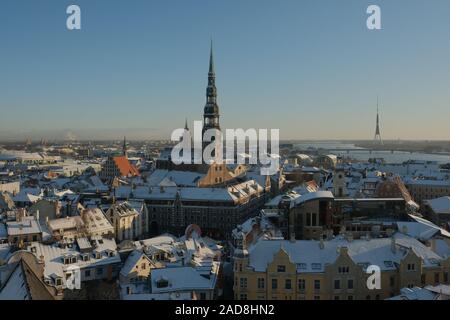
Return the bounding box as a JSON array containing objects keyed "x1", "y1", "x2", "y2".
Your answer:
[
  {"x1": 334, "y1": 296, "x2": 340, "y2": 300},
  {"x1": 200, "y1": 293, "x2": 206, "y2": 300},
  {"x1": 348, "y1": 296, "x2": 354, "y2": 300},
  {"x1": 407, "y1": 263, "x2": 415, "y2": 271},
  {"x1": 277, "y1": 265, "x2": 286, "y2": 272},
  {"x1": 338, "y1": 266, "x2": 349, "y2": 274},
  {"x1": 298, "y1": 279, "x2": 306, "y2": 291},
  {"x1": 311, "y1": 263, "x2": 321, "y2": 270},
  {"x1": 240, "y1": 294, "x2": 247, "y2": 300},
  {"x1": 272, "y1": 279, "x2": 278, "y2": 290},
  {"x1": 366, "y1": 295, "x2": 371, "y2": 300},
  {"x1": 141, "y1": 263, "x2": 146, "y2": 270},
  {"x1": 435, "y1": 273, "x2": 440, "y2": 284},
  {"x1": 285, "y1": 279, "x2": 292, "y2": 290},
  {"x1": 314, "y1": 296, "x2": 320, "y2": 300},
  {"x1": 314, "y1": 280, "x2": 320, "y2": 290},
  {"x1": 390, "y1": 276, "x2": 395, "y2": 287},
  {"x1": 297, "y1": 263, "x2": 307, "y2": 270},
  {"x1": 334, "y1": 280, "x2": 341, "y2": 290},
  {"x1": 85, "y1": 270, "x2": 91, "y2": 277},
  {"x1": 257, "y1": 278, "x2": 265, "y2": 289},
  {"x1": 96, "y1": 267, "x2": 104, "y2": 276},
  {"x1": 240, "y1": 278, "x2": 247, "y2": 289},
  {"x1": 347, "y1": 279, "x2": 354, "y2": 290},
  {"x1": 444, "y1": 272, "x2": 449, "y2": 283}
]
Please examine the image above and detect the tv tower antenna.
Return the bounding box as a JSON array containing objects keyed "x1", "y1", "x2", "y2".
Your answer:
[{"x1": 374, "y1": 96, "x2": 383, "y2": 145}]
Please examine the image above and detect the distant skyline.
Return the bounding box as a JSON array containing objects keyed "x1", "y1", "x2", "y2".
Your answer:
[{"x1": 1, "y1": 0, "x2": 450, "y2": 140}]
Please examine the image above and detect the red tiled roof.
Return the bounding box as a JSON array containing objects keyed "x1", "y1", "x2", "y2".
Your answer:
[{"x1": 113, "y1": 156, "x2": 140, "y2": 177}]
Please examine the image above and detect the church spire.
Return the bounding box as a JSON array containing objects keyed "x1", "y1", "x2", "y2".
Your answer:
[
  {"x1": 202, "y1": 40, "x2": 221, "y2": 154},
  {"x1": 209, "y1": 40, "x2": 215, "y2": 75},
  {"x1": 123, "y1": 136, "x2": 128, "y2": 157},
  {"x1": 184, "y1": 117, "x2": 189, "y2": 131},
  {"x1": 203, "y1": 40, "x2": 220, "y2": 131}
]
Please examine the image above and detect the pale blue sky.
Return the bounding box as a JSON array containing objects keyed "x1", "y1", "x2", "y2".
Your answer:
[{"x1": 1, "y1": 0, "x2": 450, "y2": 140}]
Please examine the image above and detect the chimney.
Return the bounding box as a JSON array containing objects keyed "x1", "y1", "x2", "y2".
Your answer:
[
  {"x1": 391, "y1": 237, "x2": 397, "y2": 254},
  {"x1": 430, "y1": 239, "x2": 437, "y2": 253},
  {"x1": 290, "y1": 232, "x2": 296, "y2": 243},
  {"x1": 346, "y1": 232, "x2": 353, "y2": 242},
  {"x1": 319, "y1": 237, "x2": 325, "y2": 250},
  {"x1": 402, "y1": 225, "x2": 408, "y2": 235},
  {"x1": 36, "y1": 210, "x2": 40, "y2": 221}
]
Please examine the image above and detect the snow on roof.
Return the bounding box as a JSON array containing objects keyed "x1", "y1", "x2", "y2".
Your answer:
[
  {"x1": 405, "y1": 179, "x2": 450, "y2": 187},
  {"x1": 81, "y1": 208, "x2": 113, "y2": 234},
  {"x1": 12, "y1": 192, "x2": 42, "y2": 203},
  {"x1": 425, "y1": 284, "x2": 450, "y2": 296},
  {"x1": 115, "y1": 180, "x2": 264, "y2": 203},
  {"x1": 27, "y1": 238, "x2": 120, "y2": 282},
  {"x1": 291, "y1": 191, "x2": 334, "y2": 208},
  {"x1": 7, "y1": 216, "x2": 42, "y2": 236},
  {"x1": 47, "y1": 216, "x2": 83, "y2": 232},
  {"x1": 406, "y1": 214, "x2": 450, "y2": 239},
  {"x1": 120, "y1": 250, "x2": 151, "y2": 277},
  {"x1": 148, "y1": 170, "x2": 205, "y2": 187},
  {"x1": 389, "y1": 284, "x2": 450, "y2": 300},
  {"x1": 425, "y1": 196, "x2": 450, "y2": 214},
  {"x1": 151, "y1": 267, "x2": 215, "y2": 293},
  {"x1": 248, "y1": 233, "x2": 445, "y2": 273},
  {"x1": 0, "y1": 263, "x2": 30, "y2": 300},
  {"x1": 134, "y1": 235, "x2": 178, "y2": 250},
  {"x1": 433, "y1": 239, "x2": 450, "y2": 258}
]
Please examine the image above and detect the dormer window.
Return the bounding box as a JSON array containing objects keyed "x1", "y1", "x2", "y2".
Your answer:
[
  {"x1": 81, "y1": 254, "x2": 90, "y2": 262},
  {"x1": 106, "y1": 250, "x2": 115, "y2": 257},
  {"x1": 63, "y1": 257, "x2": 71, "y2": 265},
  {"x1": 156, "y1": 278, "x2": 169, "y2": 288},
  {"x1": 55, "y1": 278, "x2": 62, "y2": 286},
  {"x1": 93, "y1": 251, "x2": 102, "y2": 259}
]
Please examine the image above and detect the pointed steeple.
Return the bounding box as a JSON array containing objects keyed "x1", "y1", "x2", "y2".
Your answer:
[
  {"x1": 184, "y1": 118, "x2": 189, "y2": 131},
  {"x1": 209, "y1": 39, "x2": 215, "y2": 75},
  {"x1": 123, "y1": 136, "x2": 128, "y2": 157},
  {"x1": 203, "y1": 40, "x2": 219, "y2": 124},
  {"x1": 202, "y1": 40, "x2": 221, "y2": 156}
]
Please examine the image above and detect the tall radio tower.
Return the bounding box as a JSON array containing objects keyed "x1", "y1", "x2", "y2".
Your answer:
[{"x1": 374, "y1": 96, "x2": 383, "y2": 145}]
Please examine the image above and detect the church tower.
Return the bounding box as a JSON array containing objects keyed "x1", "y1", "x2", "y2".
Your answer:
[{"x1": 202, "y1": 41, "x2": 221, "y2": 152}]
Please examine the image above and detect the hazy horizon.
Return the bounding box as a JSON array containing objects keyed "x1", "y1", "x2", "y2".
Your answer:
[{"x1": 2, "y1": 0, "x2": 450, "y2": 140}]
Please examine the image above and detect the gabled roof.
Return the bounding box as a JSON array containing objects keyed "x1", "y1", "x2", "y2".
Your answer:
[
  {"x1": 113, "y1": 156, "x2": 140, "y2": 177},
  {"x1": 120, "y1": 250, "x2": 153, "y2": 277}
]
